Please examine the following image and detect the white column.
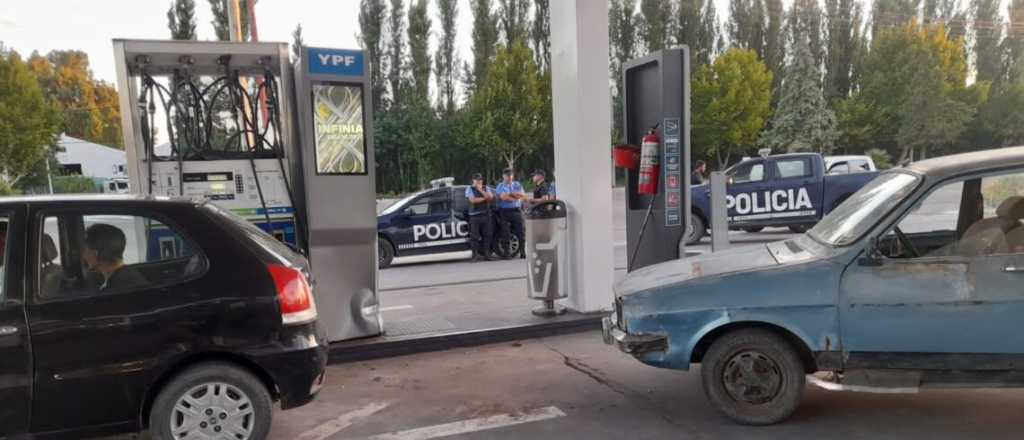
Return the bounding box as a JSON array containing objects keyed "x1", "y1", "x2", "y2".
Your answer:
[{"x1": 550, "y1": 0, "x2": 614, "y2": 313}]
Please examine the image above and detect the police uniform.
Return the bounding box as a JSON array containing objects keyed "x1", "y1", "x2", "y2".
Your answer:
[
  {"x1": 495, "y1": 179, "x2": 526, "y2": 259},
  {"x1": 465, "y1": 183, "x2": 494, "y2": 260}
]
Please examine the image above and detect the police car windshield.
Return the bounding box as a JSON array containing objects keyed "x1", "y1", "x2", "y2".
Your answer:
[
  {"x1": 381, "y1": 192, "x2": 427, "y2": 216},
  {"x1": 808, "y1": 171, "x2": 921, "y2": 246}
]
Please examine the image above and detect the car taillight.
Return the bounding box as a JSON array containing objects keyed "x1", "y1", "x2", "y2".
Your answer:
[{"x1": 267, "y1": 264, "x2": 318, "y2": 325}]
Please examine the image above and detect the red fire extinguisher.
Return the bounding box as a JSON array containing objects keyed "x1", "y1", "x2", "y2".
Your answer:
[{"x1": 637, "y1": 127, "x2": 660, "y2": 195}]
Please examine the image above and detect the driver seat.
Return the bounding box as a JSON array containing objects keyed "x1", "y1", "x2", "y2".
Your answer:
[{"x1": 958, "y1": 196, "x2": 1024, "y2": 256}]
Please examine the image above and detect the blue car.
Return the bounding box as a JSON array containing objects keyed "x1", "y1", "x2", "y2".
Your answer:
[{"x1": 605, "y1": 147, "x2": 1024, "y2": 424}]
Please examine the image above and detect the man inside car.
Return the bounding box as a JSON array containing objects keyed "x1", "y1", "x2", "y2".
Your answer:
[{"x1": 82, "y1": 223, "x2": 148, "y2": 292}]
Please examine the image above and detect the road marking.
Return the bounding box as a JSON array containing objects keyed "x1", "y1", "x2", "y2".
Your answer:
[
  {"x1": 297, "y1": 402, "x2": 389, "y2": 440},
  {"x1": 365, "y1": 406, "x2": 566, "y2": 440},
  {"x1": 380, "y1": 305, "x2": 414, "y2": 312}
]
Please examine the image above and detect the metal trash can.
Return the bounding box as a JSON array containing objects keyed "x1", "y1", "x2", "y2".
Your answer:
[{"x1": 525, "y1": 200, "x2": 568, "y2": 316}]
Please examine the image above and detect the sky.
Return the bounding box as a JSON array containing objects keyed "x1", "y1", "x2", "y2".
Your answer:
[{"x1": 0, "y1": 0, "x2": 475, "y2": 86}]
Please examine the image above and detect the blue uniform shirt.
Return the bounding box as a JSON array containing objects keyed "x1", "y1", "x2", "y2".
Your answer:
[
  {"x1": 495, "y1": 181, "x2": 524, "y2": 209},
  {"x1": 465, "y1": 185, "x2": 493, "y2": 215}
]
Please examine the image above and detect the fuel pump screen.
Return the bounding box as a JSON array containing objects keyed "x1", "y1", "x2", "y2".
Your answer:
[{"x1": 312, "y1": 83, "x2": 366, "y2": 175}]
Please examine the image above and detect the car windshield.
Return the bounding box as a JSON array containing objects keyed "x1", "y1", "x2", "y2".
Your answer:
[
  {"x1": 380, "y1": 191, "x2": 423, "y2": 215},
  {"x1": 808, "y1": 171, "x2": 921, "y2": 246},
  {"x1": 200, "y1": 202, "x2": 305, "y2": 265}
]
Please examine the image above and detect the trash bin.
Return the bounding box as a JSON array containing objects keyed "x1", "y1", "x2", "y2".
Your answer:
[{"x1": 525, "y1": 200, "x2": 568, "y2": 316}]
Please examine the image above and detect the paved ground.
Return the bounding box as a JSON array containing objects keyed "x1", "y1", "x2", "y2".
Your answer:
[{"x1": 265, "y1": 331, "x2": 1024, "y2": 440}]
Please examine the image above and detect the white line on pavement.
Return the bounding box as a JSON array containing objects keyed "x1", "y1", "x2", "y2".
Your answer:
[
  {"x1": 298, "y1": 402, "x2": 389, "y2": 440},
  {"x1": 380, "y1": 305, "x2": 414, "y2": 312},
  {"x1": 365, "y1": 406, "x2": 566, "y2": 440}
]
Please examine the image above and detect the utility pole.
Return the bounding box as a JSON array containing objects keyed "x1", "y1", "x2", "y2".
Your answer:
[{"x1": 227, "y1": 0, "x2": 243, "y2": 42}]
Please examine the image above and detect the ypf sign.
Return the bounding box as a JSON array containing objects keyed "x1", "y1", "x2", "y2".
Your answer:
[{"x1": 307, "y1": 47, "x2": 364, "y2": 76}]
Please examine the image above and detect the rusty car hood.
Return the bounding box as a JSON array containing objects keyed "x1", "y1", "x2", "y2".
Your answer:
[{"x1": 616, "y1": 243, "x2": 785, "y2": 298}]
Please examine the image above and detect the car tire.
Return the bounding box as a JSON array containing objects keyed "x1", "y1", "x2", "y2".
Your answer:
[
  {"x1": 788, "y1": 224, "x2": 811, "y2": 234},
  {"x1": 742, "y1": 226, "x2": 765, "y2": 233},
  {"x1": 495, "y1": 234, "x2": 520, "y2": 259},
  {"x1": 378, "y1": 238, "x2": 394, "y2": 269},
  {"x1": 149, "y1": 362, "x2": 273, "y2": 440},
  {"x1": 700, "y1": 329, "x2": 806, "y2": 426},
  {"x1": 684, "y1": 214, "x2": 705, "y2": 245}
]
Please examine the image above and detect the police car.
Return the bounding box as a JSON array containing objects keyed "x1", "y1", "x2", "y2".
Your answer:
[{"x1": 377, "y1": 179, "x2": 520, "y2": 268}]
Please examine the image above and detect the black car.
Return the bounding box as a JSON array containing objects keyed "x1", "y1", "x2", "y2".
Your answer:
[
  {"x1": 377, "y1": 185, "x2": 521, "y2": 268},
  {"x1": 0, "y1": 195, "x2": 327, "y2": 439}
]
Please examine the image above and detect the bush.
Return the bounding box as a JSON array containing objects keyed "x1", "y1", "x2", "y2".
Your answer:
[
  {"x1": 52, "y1": 176, "x2": 99, "y2": 194},
  {"x1": 0, "y1": 181, "x2": 20, "y2": 196},
  {"x1": 865, "y1": 148, "x2": 893, "y2": 169}
]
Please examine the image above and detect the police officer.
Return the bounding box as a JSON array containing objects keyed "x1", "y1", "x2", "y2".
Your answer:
[
  {"x1": 465, "y1": 173, "x2": 496, "y2": 262},
  {"x1": 496, "y1": 168, "x2": 527, "y2": 259},
  {"x1": 529, "y1": 169, "x2": 554, "y2": 203}
]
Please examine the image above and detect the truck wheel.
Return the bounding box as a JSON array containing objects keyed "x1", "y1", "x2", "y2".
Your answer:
[
  {"x1": 378, "y1": 239, "x2": 394, "y2": 269},
  {"x1": 742, "y1": 226, "x2": 765, "y2": 233},
  {"x1": 788, "y1": 224, "x2": 811, "y2": 234},
  {"x1": 149, "y1": 362, "x2": 273, "y2": 440},
  {"x1": 684, "y1": 214, "x2": 705, "y2": 245},
  {"x1": 700, "y1": 329, "x2": 805, "y2": 425}
]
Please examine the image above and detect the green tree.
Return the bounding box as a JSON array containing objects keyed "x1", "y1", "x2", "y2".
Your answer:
[
  {"x1": 1002, "y1": 0, "x2": 1024, "y2": 83},
  {"x1": 499, "y1": 0, "x2": 531, "y2": 45},
  {"x1": 466, "y1": 42, "x2": 546, "y2": 170},
  {"x1": 637, "y1": 0, "x2": 673, "y2": 53},
  {"x1": 976, "y1": 60, "x2": 1024, "y2": 147},
  {"x1": 729, "y1": 0, "x2": 767, "y2": 56},
  {"x1": 824, "y1": 0, "x2": 863, "y2": 101},
  {"x1": 208, "y1": 0, "x2": 254, "y2": 41},
  {"x1": 871, "y1": 0, "x2": 921, "y2": 38},
  {"x1": 673, "y1": 0, "x2": 719, "y2": 67},
  {"x1": 764, "y1": 0, "x2": 786, "y2": 95},
  {"x1": 359, "y1": 0, "x2": 388, "y2": 110},
  {"x1": 168, "y1": 0, "x2": 197, "y2": 40},
  {"x1": 787, "y1": 0, "x2": 823, "y2": 68},
  {"x1": 760, "y1": 36, "x2": 839, "y2": 153},
  {"x1": 435, "y1": 0, "x2": 460, "y2": 113},
  {"x1": 896, "y1": 59, "x2": 974, "y2": 160},
  {"x1": 0, "y1": 51, "x2": 62, "y2": 187},
  {"x1": 971, "y1": 0, "x2": 1002, "y2": 83},
  {"x1": 464, "y1": 0, "x2": 500, "y2": 92},
  {"x1": 27, "y1": 51, "x2": 123, "y2": 149},
  {"x1": 531, "y1": 0, "x2": 551, "y2": 71},
  {"x1": 291, "y1": 23, "x2": 304, "y2": 64},
  {"x1": 610, "y1": 0, "x2": 639, "y2": 143},
  {"x1": 692, "y1": 48, "x2": 774, "y2": 167},
  {"x1": 407, "y1": 0, "x2": 432, "y2": 103},
  {"x1": 386, "y1": 0, "x2": 407, "y2": 107}
]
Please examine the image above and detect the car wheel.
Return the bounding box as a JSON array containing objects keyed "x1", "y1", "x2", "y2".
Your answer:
[
  {"x1": 378, "y1": 238, "x2": 394, "y2": 269},
  {"x1": 742, "y1": 226, "x2": 765, "y2": 233},
  {"x1": 788, "y1": 224, "x2": 811, "y2": 234},
  {"x1": 700, "y1": 329, "x2": 806, "y2": 425},
  {"x1": 496, "y1": 234, "x2": 520, "y2": 258},
  {"x1": 684, "y1": 214, "x2": 705, "y2": 245},
  {"x1": 149, "y1": 362, "x2": 273, "y2": 440}
]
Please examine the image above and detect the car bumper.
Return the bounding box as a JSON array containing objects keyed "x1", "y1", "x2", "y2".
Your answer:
[
  {"x1": 250, "y1": 323, "x2": 329, "y2": 410},
  {"x1": 602, "y1": 313, "x2": 668, "y2": 355}
]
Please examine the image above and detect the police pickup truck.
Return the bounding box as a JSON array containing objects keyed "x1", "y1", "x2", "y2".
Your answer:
[
  {"x1": 686, "y1": 152, "x2": 878, "y2": 244},
  {"x1": 377, "y1": 185, "x2": 519, "y2": 268}
]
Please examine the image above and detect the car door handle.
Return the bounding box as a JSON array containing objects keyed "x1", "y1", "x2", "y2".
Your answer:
[
  {"x1": 1004, "y1": 265, "x2": 1024, "y2": 273},
  {"x1": 0, "y1": 326, "x2": 18, "y2": 336}
]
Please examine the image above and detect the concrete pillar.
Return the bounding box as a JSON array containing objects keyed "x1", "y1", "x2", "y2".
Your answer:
[{"x1": 550, "y1": 0, "x2": 614, "y2": 313}]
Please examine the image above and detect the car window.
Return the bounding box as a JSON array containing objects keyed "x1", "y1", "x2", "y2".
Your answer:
[
  {"x1": 729, "y1": 161, "x2": 765, "y2": 183},
  {"x1": 406, "y1": 191, "x2": 450, "y2": 216},
  {"x1": 0, "y1": 217, "x2": 8, "y2": 301},
  {"x1": 452, "y1": 188, "x2": 469, "y2": 213},
  {"x1": 40, "y1": 213, "x2": 205, "y2": 299},
  {"x1": 828, "y1": 162, "x2": 850, "y2": 174},
  {"x1": 851, "y1": 159, "x2": 870, "y2": 171},
  {"x1": 774, "y1": 158, "x2": 812, "y2": 179}
]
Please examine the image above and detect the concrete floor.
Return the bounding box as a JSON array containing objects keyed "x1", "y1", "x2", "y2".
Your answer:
[{"x1": 268, "y1": 331, "x2": 1024, "y2": 440}]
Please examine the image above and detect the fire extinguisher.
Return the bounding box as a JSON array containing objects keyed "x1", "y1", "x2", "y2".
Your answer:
[{"x1": 637, "y1": 127, "x2": 660, "y2": 195}]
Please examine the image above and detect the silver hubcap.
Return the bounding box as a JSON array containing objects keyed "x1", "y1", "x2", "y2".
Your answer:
[{"x1": 171, "y1": 382, "x2": 255, "y2": 440}]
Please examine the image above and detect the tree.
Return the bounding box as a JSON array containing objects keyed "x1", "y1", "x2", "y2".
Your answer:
[
  {"x1": 435, "y1": 0, "x2": 460, "y2": 113},
  {"x1": 729, "y1": 0, "x2": 767, "y2": 56},
  {"x1": 0, "y1": 51, "x2": 62, "y2": 187},
  {"x1": 896, "y1": 60, "x2": 974, "y2": 160},
  {"x1": 498, "y1": 0, "x2": 531, "y2": 45},
  {"x1": 673, "y1": 0, "x2": 719, "y2": 67},
  {"x1": 291, "y1": 23, "x2": 304, "y2": 64},
  {"x1": 637, "y1": 0, "x2": 673, "y2": 54},
  {"x1": 359, "y1": 0, "x2": 388, "y2": 111},
  {"x1": 870, "y1": 0, "x2": 921, "y2": 38},
  {"x1": 787, "y1": 0, "x2": 823, "y2": 68},
  {"x1": 764, "y1": 0, "x2": 786, "y2": 95},
  {"x1": 692, "y1": 48, "x2": 774, "y2": 167},
  {"x1": 466, "y1": 42, "x2": 546, "y2": 170},
  {"x1": 407, "y1": 0, "x2": 432, "y2": 103},
  {"x1": 610, "y1": 0, "x2": 639, "y2": 142},
  {"x1": 208, "y1": 0, "x2": 254, "y2": 41},
  {"x1": 27, "y1": 51, "x2": 123, "y2": 149},
  {"x1": 531, "y1": 0, "x2": 551, "y2": 71},
  {"x1": 386, "y1": 0, "x2": 407, "y2": 107},
  {"x1": 168, "y1": 0, "x2": 198, "y2": 40},
  {"x1": 1002, "y1": 0, "x2": 1024, "y2": 83},
  {"x1": 825, "y1": 0, "x2": 864, "y2": 101},
  {"x1": 971, "y1": 0, "x2": 1002, "y2": 83},
  {"x1": 464, "y1": 0, "x2": 500, "y2": 92},
  {"x1": 760, "y1": 36, "x2": 839, "y2": 153}
]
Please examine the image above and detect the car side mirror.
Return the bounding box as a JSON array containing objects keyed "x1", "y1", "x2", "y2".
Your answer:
[{"x1": 859, "y1": 236, "x2": 884, "y2": 267}]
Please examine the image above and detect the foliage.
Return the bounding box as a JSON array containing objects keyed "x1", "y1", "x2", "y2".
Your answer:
[
  {"x1": 407, "y1": 0, "x2": 432, "y2": 102},
  {"x1": 864, "y1": 148, "x2": 893, "y2": 169},
  {"x1": 435, "y1": 0, "x2": 460, "y2": 113},
  {"x1": 760, "y1": 35, "x2": 839, "y2": 154},
  {"x1": 530, "y1": 0, "x2": 551, "y2": 71},
  {"x1": 291, "y1": 23, "x2": 304, "y2": 64},
  {"x1": 637, "y1": 0, "x2": 672, "y2": 53},
  {"x1": 52, "y1": 176, "x2": 99, "y2": 194},
  {"x1": 167, "y1": 0, "x2": 197, "y2": 40},
  {"x1": 0, "y1": 181, "x2": 18, "y2": 196},
  {"x1": 824, "y1": 0, "x2": 863, "y2": 101},
  {"x1": 692, "y1": 48, "x2": 774, "y2": 167},
  {"x1": 208, "y1": 0, "x2": 254, "y2": 41},
  {"x1": 673, "y1": 0, "x2": 719, "y2": 67},
  {"x1": 27, "y1": 50, "x2": 123, "y2": 149},
  {"x1": 464, "y1": 0, "x2": 500, "y2": 92},
  {"x1": 359, "y1": 0, "x2": 388, "y2": 110},
  {"x1": 386, "y1": 0, "x2": 407, "y2": 108},
  {"x1": 971, "y1": 0, "x2": 1002, "y2": 83},
  {"x1": 609, "y1": 0, "x2": 638, "y2": 143},
  {"x1": 0, "y1": 51, "x2": 62, "y2": 187},
  {"x1": 498, "y1": 0, "x2": 531, "y2": 45}
]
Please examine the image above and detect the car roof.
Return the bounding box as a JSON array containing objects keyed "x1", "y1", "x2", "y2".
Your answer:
[
  {"x1": 825, "y1": 155, "x2": 869, "y2": 161},
  {"x1": 0, "y1": 194, "x2": 197, "y2": 205},
  {"x1": 904, "y1": 146, "x2": 1024, "y2": 180}
]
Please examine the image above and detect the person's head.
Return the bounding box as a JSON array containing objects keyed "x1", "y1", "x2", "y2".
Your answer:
[
  {"x1": 531, "y1": 169, "x2": 546, "y2": 184},
  {"x1": 471, "y1": 173, "x2": 484, "y2": 186},
  {"x1": 695, "y1": 160, "x2": 707, "y2": 174},
  {"x1": 83, "y1": 224, "x2": 127, "y2": 270},
  {"x1": 503, "y1": 168, "x2": 515, "y2": 183}
]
